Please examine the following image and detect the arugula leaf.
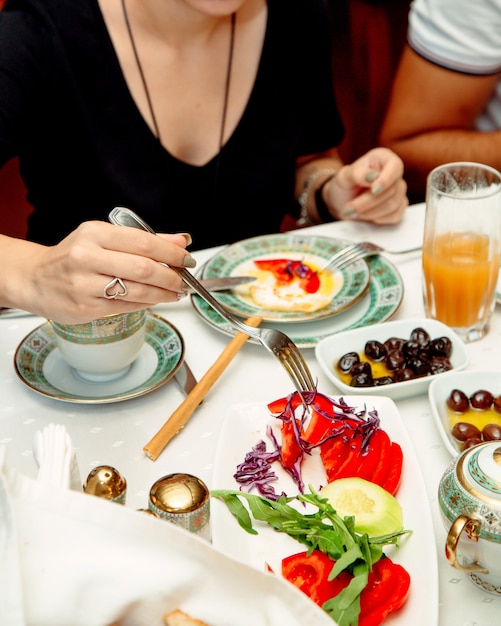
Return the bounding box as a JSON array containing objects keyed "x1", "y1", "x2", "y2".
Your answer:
[{"x1": 211, "y1": 486, "x2": 411, "y2": 626}]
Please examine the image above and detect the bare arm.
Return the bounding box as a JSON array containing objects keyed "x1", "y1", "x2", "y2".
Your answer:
[{"x1": 379, "y1": 45, "x2": 501, "y2": 199}]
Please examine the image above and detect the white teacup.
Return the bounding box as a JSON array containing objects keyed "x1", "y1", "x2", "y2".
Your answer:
[{"x1": 51, "y1": 310, "x2": 147, "y2": 382}]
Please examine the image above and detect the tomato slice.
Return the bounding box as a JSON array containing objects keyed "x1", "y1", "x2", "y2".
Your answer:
[
  {"x1": 382, "y1": 442, "x2": 404, "y2": 496},
  {"x1": 365, "y1": 429, "x2": 392, "y2": 489},
  {"x1": 280, "y1": 418, "x2": 302, "y2": 469},
  {"x1": 359, "y1": 557, "x2": 410, "y2": 626},
  {"x1": 254, "y1": 259, "x2": 296, "y2": 284},
  {"x1": 282, "y1": 551, "x2": 410, "y2": 626},
  {"x1": 320, "y1": 433, "x2": 361, "y2": 482},
  {"x1": 282, "y1": 550, "x2": 350, "y2": 607}
]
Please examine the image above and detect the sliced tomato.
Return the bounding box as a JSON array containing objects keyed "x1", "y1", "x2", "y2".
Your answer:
[
  {"x1": 365, "y1": 429, "x2": 392, "y2": 489},
  {"x1": 353, "y1": 430, "x2": 385, "y2": 482},
  {"x1": 320, "y1": 433, "x2": 361, "y2": 482},
  {"x1": 299, "y1": 271, "x2": 320, "y2": 294},
  {"x1": 282, "y1": 551, "x2": 410, "y2": 626},
  {"x1": 254, "y1": 259, "x2": 296, "y2": 284},
  {"x1": 359, "y1": 557, "x2": 410, "y2": 626},
  {"x1": 381, "y1": 442, "x2": 404, "y2": 496},
  {"x1": 282, "y1": 550, "x2": 350, "y2": 607},
  {"x1": 280, "y1": 418, "x2": 302, "y2": 469}
]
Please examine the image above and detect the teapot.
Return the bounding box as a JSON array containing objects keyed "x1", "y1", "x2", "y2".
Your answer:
[{"x1": 438, "y1": 441, "x2": 501, "y2": 595}]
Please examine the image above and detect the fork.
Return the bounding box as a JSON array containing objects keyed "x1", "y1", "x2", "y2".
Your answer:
[
  {"x1": 319, "y1": 241, "x2": 422, "y2": 273},
  {"x1": 108, "y1": 207, "x2": 316, "y2": 402}
]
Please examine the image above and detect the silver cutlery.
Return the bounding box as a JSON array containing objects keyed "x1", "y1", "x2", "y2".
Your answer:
[
  {"x1": 0, "y1": 277, "x2": 255, "y2": 320},
  {"x1": 108, "y1": 207, "x2": 316, "y2": 403},
  {"x1": 319, "y1": 241, "x2": 422, "y2": 273}
]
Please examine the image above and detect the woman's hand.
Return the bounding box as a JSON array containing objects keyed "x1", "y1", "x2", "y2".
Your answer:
[
  {"x1": 325, "y1": 147, "x2": 409, "y2": 224},
  {"x1": 2, "y1": 221, "x2": 195, "y2": 323}
]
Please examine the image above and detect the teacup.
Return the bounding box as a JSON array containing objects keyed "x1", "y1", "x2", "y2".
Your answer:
[
  {"x1": 51, "y1": 309, "x2": 147, "y2": 382},
  {"x1": 438, "y1": 441, "x2": 501, "y2": 595}
]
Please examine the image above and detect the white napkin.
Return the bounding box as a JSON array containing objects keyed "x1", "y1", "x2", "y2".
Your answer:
[
  {"x1": 32, "y1": 423, "x2": 81, "y2": 491},
  {"x1": 0, "y1": 452, "x2": 335, "y2": 626}
]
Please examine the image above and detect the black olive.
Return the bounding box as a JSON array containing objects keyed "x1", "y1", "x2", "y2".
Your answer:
[
  {"x1": 429, "y1": 337, "x2": 452, "y2": 358},
  {"x1": 451, "y1": 422, "x2": 481, "y2": 442},
  {"x1": 384, "y1": 337, "x2": 405, "y2": 352},
  {"x1": 401, "y1": 340, "x2": 422, "y2": 359},
  {"x1": 447, "y1": 389, "x2": 469, "y2": 413},
  {"x1": 463, "y1": 437, "x2": 483, "y2": 450},
  {"x1": 364, "y1": 340, "x2": 387, "y2": 362},
  {"x1": 470, "y1": 390, "x2": 494, "y2": 410},
  {"x1": 482, "y1": 424, "x2": 501, "y2": 441},
  {"x1": 410, "y1": 327, "x2": 431, "y2": 346},
  {"x1": 393, "y1": 368, "x2": 416, "y2": 382},
  {"x1": 350, "y1": 372, "x2": 374, "y2": 387},
  {"x1": 406, "y1": 356, "x2": 431, "y2": 377},
  {"x1": 374, "y1": 376, "x2": 394, "y2": 386},
  {"x1": 429, "y1": 356, "x2": 453, "y2": 375},
  {"x1": 338, "y1": 351, "x2": 360, "y2": 373},
  {"x1": 493, "y1": 396, "x2": 501, "y2": 414},
  {"x1": 350, "y1": 361, "x2": 373, "y2": 377},
  {"x1": 385, "y1": 349, "x2": 406, "y2": 371}
]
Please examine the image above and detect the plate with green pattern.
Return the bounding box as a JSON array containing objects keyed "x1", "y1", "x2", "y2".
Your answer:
[
  {"x1": 14, "y1": 312, "x2": 184, "y2": 403},
  {"x1": 191, "y1": 255, "x2": 404, "y2": 349},
  {"x1": 198, "y1": 233, "x2": 370, "y2": 322}
]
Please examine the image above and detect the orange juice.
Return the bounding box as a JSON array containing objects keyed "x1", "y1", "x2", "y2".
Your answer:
[{"x1": 422, "y1": 232, "x2": 500, "y2": 328}]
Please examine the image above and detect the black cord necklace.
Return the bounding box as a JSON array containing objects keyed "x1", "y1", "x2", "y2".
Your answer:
[{"x1": 120, "y1": 0, "x2": 236, "y2": 159}]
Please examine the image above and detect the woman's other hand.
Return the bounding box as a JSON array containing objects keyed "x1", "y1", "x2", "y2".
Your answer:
[{"x1": 326, "y1": 147, "x2": 409, "y2": 224}]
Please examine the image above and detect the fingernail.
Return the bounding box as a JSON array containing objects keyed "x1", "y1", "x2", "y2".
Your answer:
[
  {"x1": 178, "y1": 233, "x2": 193, "y2": 246},
  {"x1": 183, "y1": 254, "x2": 197, "y2": 269},
  {"x1": 371, "y1": 183, "x2": 384, "y2": 196},
  {"x1": 365, "y1": 170, "x2": 378, "y2": 183},
  {"x1": 341, "y1": 206, "x2": 357, "y2": 219},
  {"x1": 177, "y1": 291, "x2": 188, "y2": 301}
]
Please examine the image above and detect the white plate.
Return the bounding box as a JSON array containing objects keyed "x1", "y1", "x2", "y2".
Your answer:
[
  {"x1": 199, "y1": 233, "x2": 370, "y2": 322},
  {"x1": 192, "y1": 255, "x2": 403, "y2": 349},
  {"x1": 428, "y1": 369, "x2": 501, "y2": 457},
  {"x1": 14, "y1": 312, "x2": 184, "y2": 404},
  {"x1": 315, "y1": 318, "x2": 469, "y2": 400},
  {"x1": 211, "y1": 396, "x2": 438, "y2": 626}
]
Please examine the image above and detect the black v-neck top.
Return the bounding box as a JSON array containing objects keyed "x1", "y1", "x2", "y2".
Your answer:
[{"x1": 0, "y1": 0, "x2": 343, "y2": 249}]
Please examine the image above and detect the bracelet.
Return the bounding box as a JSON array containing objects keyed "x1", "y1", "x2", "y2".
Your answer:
[{"x1": 297, "y1": 168, "x2": 337, "y2": 227}]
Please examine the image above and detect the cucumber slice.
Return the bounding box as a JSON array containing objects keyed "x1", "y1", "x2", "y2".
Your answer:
[{"x1": 320, "y1": 477, "x2": 403, "y2": 536}]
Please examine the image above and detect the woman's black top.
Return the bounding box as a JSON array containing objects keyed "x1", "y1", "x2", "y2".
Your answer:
[{"x1": 0, "y1": 0, "x2": 343, "y2": 248}]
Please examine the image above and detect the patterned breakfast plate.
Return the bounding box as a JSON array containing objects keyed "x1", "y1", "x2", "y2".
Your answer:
[
  {"x1": 199, "y1": 233, "x2": 370, "y2": 322},
  {"x1": 192, "y1": 255, "x2": 404, "y2": 349},
  {"x1": 14, "y1": 312, "x2": 184, "y2": 404}
]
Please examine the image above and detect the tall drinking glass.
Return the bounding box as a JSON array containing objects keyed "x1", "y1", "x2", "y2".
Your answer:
[{"x1": 422, "y1": 162, "x2": 501, "y2": 342}]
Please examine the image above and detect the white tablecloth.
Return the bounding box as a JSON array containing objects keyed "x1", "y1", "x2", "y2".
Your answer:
[{"x1": 1, "y1": 203, "x2": 500, "y2": 625}]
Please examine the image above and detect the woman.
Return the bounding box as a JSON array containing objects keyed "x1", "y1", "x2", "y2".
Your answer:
[{"x1": 0, "y1": 0, "x2": 407, "y2": 323}]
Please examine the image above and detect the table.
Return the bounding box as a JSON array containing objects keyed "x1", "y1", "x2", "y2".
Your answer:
[{"x1": 1, "y1": 203, "x2": 500, "y2": 625}]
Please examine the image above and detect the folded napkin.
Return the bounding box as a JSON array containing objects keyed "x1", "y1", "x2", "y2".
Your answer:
[
  {"x1": 0, "y1": 450, "x2": 334, "y2": 626},
  {"x1": 32, "y1": 423, "x2": 81, "y2": 491}
]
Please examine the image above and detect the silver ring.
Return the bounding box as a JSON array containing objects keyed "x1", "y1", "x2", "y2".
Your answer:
[{"x1": 103, "y1": 277, "x2": 128, "y2": 300}]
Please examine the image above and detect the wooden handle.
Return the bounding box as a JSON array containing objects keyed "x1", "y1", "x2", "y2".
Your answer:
[{"x1": 143, "y1": 315, "x2": 262, "y2": 461}]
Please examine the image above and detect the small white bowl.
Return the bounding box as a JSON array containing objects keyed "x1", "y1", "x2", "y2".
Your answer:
[
  {"x1": 314, "y1": 318, "x2": 469, "y2": 401},
  {"x1": 428, "y1": 369, "x2": 501, "y2": 456}
]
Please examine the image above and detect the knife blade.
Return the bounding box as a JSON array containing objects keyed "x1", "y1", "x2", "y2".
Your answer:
[
  {"x1": 173, "y1": 359, "x2": 203, "y2": 404},
  {"x1": 185, "y1": 276, "x2": 255, "y2": 293}
]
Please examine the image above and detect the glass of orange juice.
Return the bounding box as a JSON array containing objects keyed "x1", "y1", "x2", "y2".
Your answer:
[{"x1": 423, "y1": 162, "x2": 501, "y2": 342}]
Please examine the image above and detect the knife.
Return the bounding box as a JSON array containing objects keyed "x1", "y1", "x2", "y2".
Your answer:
[
  {"x1": 0, "y1": 277, "x2": 256, "y2": 319},
  {"x1": 173, "y1": 359, "x2": 200, "y2": 399}
]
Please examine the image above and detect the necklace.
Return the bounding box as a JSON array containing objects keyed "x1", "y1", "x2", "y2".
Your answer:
[{"x1": 120, "y1": 0, "x2": 236, "y2": 156}]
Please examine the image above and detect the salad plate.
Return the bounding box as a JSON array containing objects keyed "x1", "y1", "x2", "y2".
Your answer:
[
  {"x1": 14, "y1": 312, "x2": 184, "y2": 404},
  {"x1": 199, "y1": 233, "x2": 370, "y2": 322},
  {"x1": 191, "y1": 255, "x2": 404, "y2": 349},
  {"x1": 211, "y1": 395, "x2": 438, "y2": 626}
]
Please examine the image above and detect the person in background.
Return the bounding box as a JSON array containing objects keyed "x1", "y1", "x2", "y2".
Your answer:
[
  {"x1": 378, "y1": 0, "x2": 501, "y2": 204},
  {"x1": 0, "y1": 0, "x2": 407, "y2": 324}
]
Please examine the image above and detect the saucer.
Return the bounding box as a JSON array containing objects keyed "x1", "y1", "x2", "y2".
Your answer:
[{"x1": 14, "y1": 312, "x2": 184, "y2": 404}]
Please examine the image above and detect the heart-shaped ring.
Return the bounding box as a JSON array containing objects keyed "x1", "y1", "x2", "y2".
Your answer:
[{"x1": 103, "y1": 277, "x2": 128, "y2": 299}]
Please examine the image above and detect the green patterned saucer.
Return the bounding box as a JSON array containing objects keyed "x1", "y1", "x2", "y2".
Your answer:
[
  {"x1": 199, "y1": 233, "x2": 370, "y2": 322},
  {"x1": 14, "y1": 312, "x2": 184, "y2": 404},
  {"x1": 191, "y1": 255, "x2": 404, "y2": 349}
]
